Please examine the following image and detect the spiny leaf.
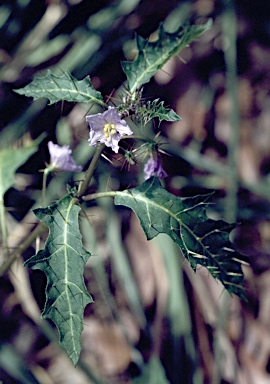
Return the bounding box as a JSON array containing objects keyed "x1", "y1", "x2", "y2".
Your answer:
[
  {"x1": 14, "y1": 70, "x2": 104, "y2": 106},
  {"x1": 24, "y1": 194, "x2": 92, "y2": 365},
  {"x1": 115, "y1": 177, "x2": 246, "y2": 300},
  {"x1": 121, "y1": 20, "x2": 212, "y2": 94},
  {"x1": 139, "y1": 99, "x2": 181, "y2": 124}
]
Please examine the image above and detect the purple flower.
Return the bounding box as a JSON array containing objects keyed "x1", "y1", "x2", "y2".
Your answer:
[
  {"x1": 48, "y1": 141, "x2": 82, "y2": 172},
  {"x1": 86, "y1": 107, "x2": 133, "y2": 153},
  {"x1": 144, "y1": 156, "x2": 168, "y2": 180}
]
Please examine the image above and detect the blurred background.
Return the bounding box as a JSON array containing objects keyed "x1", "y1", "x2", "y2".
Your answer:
[{"x1": 1, "y1": 0, "x2": 270, "y2": 383}]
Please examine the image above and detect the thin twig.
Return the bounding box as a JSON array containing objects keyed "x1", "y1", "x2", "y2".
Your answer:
[{"x1": 0, "y1": 222, "x2": 47, "y2": 276}]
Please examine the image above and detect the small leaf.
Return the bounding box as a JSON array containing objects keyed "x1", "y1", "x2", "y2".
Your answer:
[
  {"x1": 115, "y1": 177, "x2": 246, "y2": 300},
  {"x1": 14, "y1": 70, "x2": 104, "y2": 106},
  {"x1": 24, "y1": 194, "x2": 92, "y2": 365},
  {"x1": 122, "y1": 20, "x2": 212, "y2": 93},
  {"x1": 139, "y1": 99, "x2": 181, "y2": 124}
]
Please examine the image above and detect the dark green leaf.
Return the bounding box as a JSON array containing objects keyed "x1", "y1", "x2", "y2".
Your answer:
[
  {"x1": 122, "y1": 20, "x2": 212, "y2": 93},
  {"x1": 115, "y1": 177, "x2": 246, "y2": 300},
  {"x1": 24, "y1": 194, "x2": 92, "y2": 365},
  {"x1": 14, "y1": 70, "x2": 104, "y2": 106}
]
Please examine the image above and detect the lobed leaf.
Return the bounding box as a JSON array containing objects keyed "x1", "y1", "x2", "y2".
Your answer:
[
  {"x1": 24, "y1": 194, "x2": 92, "y2": 365},
  {"x1": 115, "y1": 177, "x2": 246, "y2": 300},
  {"x1": 14, "y1": 70, "x2": 104, "y2": 106},
  {"x1": 121, "y1": 20, "x2": 212, "y2": 94},
  {"x1": 139, "y1": 99, "x2": 181, "y2": 124}
]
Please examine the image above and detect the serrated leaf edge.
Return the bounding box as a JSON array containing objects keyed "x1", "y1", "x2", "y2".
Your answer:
[
  {"x1": 15, "y1": 70, "x2": 104, "y2": 106},
  {"x1": 25, "y1": 196, "x2": 92, "y2": 364},
  {"x1": 115, "y1": 179, "x2": 246, "y2": 297},
  {"x1": 122, "y1": 20, "x2": 212, "y2": 93}
]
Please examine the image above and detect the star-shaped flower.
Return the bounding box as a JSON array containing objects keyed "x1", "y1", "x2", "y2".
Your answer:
[
  {"x1": 144, "y1": 156, "x2": 168, "y2": 180},
  {"x1": 86, "y1": 107, "x2": 133, "y2": 153},
  {"x1": 48, "y1": 141, "x2": 82, "y2": 172}
]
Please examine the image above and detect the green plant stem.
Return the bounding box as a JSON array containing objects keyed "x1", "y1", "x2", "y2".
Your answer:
[
  {"x1": 83, "y1": 191, "x2": 117, "y2": 201},
  {"x1": 0, "y1": 198, "x2": 8, "y2": 260},
  {"x1": 77, "y1": 144, "x2": 105, "y2": 198},
  {"x1": 0, "y1": 222, "x2": 47, "y2": 276},
  {"x1": 94, "y1": 99, "x2": 108, "y2": 109},
  {"x1": 42, "y1": 169, "x2": 49, "y2": 208}
]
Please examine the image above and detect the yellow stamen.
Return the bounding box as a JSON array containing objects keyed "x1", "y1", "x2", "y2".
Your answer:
[{"x1": 103, "y1": 123, "x2": 116, "y2": 140}]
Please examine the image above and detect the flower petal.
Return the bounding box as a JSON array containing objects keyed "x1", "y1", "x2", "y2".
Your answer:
[
  {"x1": 86, "y1": 114, "x2": 106, "y2": 131},
  {"x1": 144, "y1": 156, "x2": 167, "y2": 180},
  {"x1": 86, "y1": 107, "x2": 133, "y2": 153},
  {"x1": 48, "y1": 141, "x2": 82, "y2": 172},
  {"x1": 88, "y1": 130, "x2": 104, "y2": 146},
  {"x1": 115, "y1": 122, "x2": 133, "y2": 135},
  {"x1": 110, "y1": 135, "x2": 121, "y2": 153},
  {"x1": 104, "y1": 106, "x2": 121, "y2": 123}
]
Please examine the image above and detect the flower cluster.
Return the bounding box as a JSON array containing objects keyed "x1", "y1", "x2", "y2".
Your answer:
[
  {"x1": 48, "y1": 141, "x2": 82, "y2": 172},
  {"x1": 144, "y1": 156, "x2": 167, "y2": 180},
  {"x1": 86, "y1": 107, "x2": 133, "y2": 153}
]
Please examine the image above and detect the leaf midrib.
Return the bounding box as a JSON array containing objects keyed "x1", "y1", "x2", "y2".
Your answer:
[
  {"x1": 24, "y1": 87, "x2": 102, "y2": 104},
  {"x1": 129, "y1": 29, "x2": 201, "y2": 93},
  {"x1": 63, "y1": 200, "x2": 77, "y2": 356},
  {"x1": 130, "y1": 42, "x2": 178, "y2": 93},
  {"x1": 127, "y1": 21, "x2": 212, "y2": 93},
  {"x1": 119, "y1": 189, "x2": 229, "y2": 275}
]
